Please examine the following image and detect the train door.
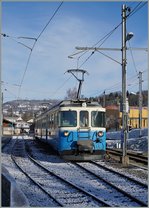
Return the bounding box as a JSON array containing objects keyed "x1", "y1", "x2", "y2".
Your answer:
[
  {"x1": 78, "y1": 111, "x2": 90, "y2": 140},
  {"x1": 80, "y1": 111, "x2": 89, "y2": 127}
]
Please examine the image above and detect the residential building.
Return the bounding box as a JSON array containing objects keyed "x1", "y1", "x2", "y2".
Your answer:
[{"x1": 106, "y1": 105, "x2": 148, "y2": 130}]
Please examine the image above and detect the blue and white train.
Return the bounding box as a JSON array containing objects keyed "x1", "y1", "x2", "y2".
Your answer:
[{"x1": 34, "y1": 99, "x2": 106, "y2": 161}]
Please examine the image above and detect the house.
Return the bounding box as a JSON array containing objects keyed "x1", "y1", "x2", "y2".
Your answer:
[
  {"x1": 106, "y1": 105, "x2": 148, "y2": 130},
  {"x1": 3, "y1": 116, "x2": 30, "y2": 135},
  {"x1": 3, "y1": 117, "x2": 16, "y2": 135}
]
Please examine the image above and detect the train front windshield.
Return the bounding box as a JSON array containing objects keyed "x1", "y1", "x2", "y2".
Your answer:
[
  {"x1": 91, "y1": 111, "x2": 105, "y2": 127},
  {"x1": 60, "y1": 111, "x2": 77, "y2": 127}
]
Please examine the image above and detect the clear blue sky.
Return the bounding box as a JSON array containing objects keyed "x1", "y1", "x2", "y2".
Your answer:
[{"x1": 2, "y1": 1, "x2": 148, "y2": 102}]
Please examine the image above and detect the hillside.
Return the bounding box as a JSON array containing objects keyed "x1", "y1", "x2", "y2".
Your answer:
[
  {"x1": 3, "y1": 90, "x2": 148, "y2": 121},
  {"x1": 3, "y1": 99, "x2": 60, "y2": 121}
]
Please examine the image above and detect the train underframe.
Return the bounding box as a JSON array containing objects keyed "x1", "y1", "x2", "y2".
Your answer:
[
  {"x1": 60, "y1": 139, "x2": 106, "y2": 161},
  {"x1": 35, "y1": 134, "x2": 106, "y2": 161},
  {"x1": 60, "y1": 150, "x2": 106, "y2": 161}
]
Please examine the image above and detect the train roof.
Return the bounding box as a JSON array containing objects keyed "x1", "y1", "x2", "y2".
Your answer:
[
  {"x1": 59, "y1": 99, "x2": 102, "y2": 107},
  {"x1": 35, "y1": 99, "x2": 104, "y2": 119}
]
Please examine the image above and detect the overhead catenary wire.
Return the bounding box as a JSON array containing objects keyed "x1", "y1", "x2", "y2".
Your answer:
[
  {"x1": 36, "y1": 2, "x2": 63, "y2": 40},
  {"x1": 86, "y1": 70, "x2": 147, "y2": 97},
  {"x1": 75, "y1": 1, "x2": 148, "y2": 101},
  {"x1": 77, "y1": 22, "x2": 122, "y2": 68},
  {"x1": 16, "y1": 1, "x2": 64, "y2": 99},
  {"x1": 17, "y1": 48, "x2": 34, "y2": 98},
  {"x1": 2, "y1": 2, "x2": 147, "y2": 101},
  {"x1": 3, "y1": 75, "x2": 73, "y2": 98},
  {"x1": 3, "y1": 66, "x2": 147, "y2": 100},
  {"x1": 50, "y1": 75, "x2": 72, "y2": 99},
  {"x1": 76, "y1": 1, "x2": 147, "y2": 68},
  {"x1": 126, "y1": 1, "x2": 147, "y2": 19}
]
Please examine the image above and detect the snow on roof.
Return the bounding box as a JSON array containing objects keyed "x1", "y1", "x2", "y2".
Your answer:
[
  {"x1": 16, "y1": 117, "x2": 23, "y2": 121},
  {"x1": 27, "y1": 118, "x2": 34, "y2": 123}
]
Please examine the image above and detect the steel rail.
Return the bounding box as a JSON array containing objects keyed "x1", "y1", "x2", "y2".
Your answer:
[
  {"x1": 11, "y1": 137, "x2": 111, "y2": 207},
  {"x1": 74, "y1": 162, "x2": 147, "y2": 207},
  {"x1": 11, "y1": 140, "x2": 63, "y2": 207},
  {"x1": 91, "y1": 161, "x2": 148, "y2": 188},
  {"x1": 106, "y1": 148, "x2": 148, "y2": 165},
  {"x1": 11, "y1": 154, "x2": 63, "y2": 207},
  {"x1": 28, "y1": 154, "x2": 111, "y2": 207}
]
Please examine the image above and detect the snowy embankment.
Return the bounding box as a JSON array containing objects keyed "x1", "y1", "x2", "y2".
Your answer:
[{"x1": 106, "y1": 128, "x2": 148, "y2": 153}]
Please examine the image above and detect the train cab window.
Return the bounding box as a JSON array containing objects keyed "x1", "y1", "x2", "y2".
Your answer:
[
  {"x1": 80, "y1": 111, "x2": 89, "y2": 127},
  {"x1": 91, "y1": 111, "x2": 105, "y2": 127},
  {"x1": 60, "y1": 111, "x2": 77, "y2": 127}
]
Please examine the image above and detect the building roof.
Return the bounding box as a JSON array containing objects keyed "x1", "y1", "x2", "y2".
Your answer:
[
  {"x1": 106, "y1": 105, "x2": 119, "y2": 110},
  {"x1": 27, "y1": 118, "x2": 34, "y2": 123}
]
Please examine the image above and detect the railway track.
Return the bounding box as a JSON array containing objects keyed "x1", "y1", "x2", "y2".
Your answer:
[
  {"x1": 91, "y1": 161, "x2": 147, "y2": 187},
  {"x1": 106, "y1": 148, "x2": 148, "y2": 166},
  {"x1": 25, "y1": 137, "x2": 148, "y2": 207},
  {"x1": 9, "y1": 136, "x2": 148, "y2": 207},
  {"x1": 11, "y1": 138, "x2": 111, "y2": 207},
  {"x1": 73, "y1": 161, "x2": 148, "y2": 207}
]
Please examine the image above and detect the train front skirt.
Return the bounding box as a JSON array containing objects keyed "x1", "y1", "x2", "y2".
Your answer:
[{"x1": 61, "y1": 150, "x2": 106, "y2": 161}]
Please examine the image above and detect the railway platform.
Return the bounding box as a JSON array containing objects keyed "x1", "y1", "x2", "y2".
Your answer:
[{"x1": 2, "y1": 165, "x2": 29, "y2": 207}]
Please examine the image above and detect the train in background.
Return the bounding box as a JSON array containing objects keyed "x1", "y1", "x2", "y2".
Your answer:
[{"x1": 34, "y1": 99, "x2": 106, "y2": 161}]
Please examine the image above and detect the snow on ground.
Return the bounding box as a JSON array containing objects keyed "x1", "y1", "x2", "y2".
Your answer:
[
  {"x1": 2, "y1": 135, "x2": 148, "y2": 207},
  {"x1": 106, "y1": 128, "x2": 148, "y2": 153}
]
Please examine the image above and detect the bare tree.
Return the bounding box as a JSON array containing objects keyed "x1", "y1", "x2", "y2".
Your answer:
[{"x1": 65, "y1": 87, "x2": 78, "y2": 100}]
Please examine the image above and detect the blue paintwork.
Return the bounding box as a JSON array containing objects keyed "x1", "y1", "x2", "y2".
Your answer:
[{"x1": 45, "y1": 129, "x2": 106, "y2": 153}]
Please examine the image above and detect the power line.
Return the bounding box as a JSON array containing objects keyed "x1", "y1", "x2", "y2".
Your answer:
[
  {"x1": 77, "y1": 22, "x2": 122, "y2": 67},
  {"x1": 37, "y1": 2, "x2": 63, "y2": 40},
  {"x1": 127, "y1": 1, "x2": 147, "y2": 19},
  {"x1": 17, "y1": 1, "x2": 64, "y2": 99},
  {"x1": 17, "y1": 49, "x2": 34, "y2": 98},
  {"x1": 76, "y1": 2, "x2": 147, "y2": 68},
  {"x1": 50, "y1": 75, "x2": 72, "y2": 99},
  {"x1": 85, "y1": 71, "x2": 146, "y2": 97},
  {"x1": 79, "y1": 51, "x2": 95, "y2": 68}
]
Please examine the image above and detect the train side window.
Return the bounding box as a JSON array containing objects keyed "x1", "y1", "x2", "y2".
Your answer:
[
  {"x1": 54, "y1": 113, "x2": 58, "y2": 128},
  {"x1": 80, "y1": 111, "x2": 89, "y2": 127}
]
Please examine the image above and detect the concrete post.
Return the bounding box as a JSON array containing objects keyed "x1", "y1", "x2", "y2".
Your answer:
[{"x1": 121, "y1": 4, "x2": 129, "y2": 166}]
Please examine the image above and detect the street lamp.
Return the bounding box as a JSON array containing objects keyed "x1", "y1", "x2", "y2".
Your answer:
[{"x1": 126, "y1": 32, "x2": 134, "y2": 41}]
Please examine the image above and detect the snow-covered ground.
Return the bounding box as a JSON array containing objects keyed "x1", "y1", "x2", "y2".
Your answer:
[
  {"x1": 106, "y1": 128, "x2": 148, "y2": 153},
  {"x1": 2, "y1": 135, "x2": 148, "y2": 207}
]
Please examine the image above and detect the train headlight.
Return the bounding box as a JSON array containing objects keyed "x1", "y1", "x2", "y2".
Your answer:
[
  {"x1": 64, "y1": 131, "x2": 69, "y2": 137},
  {"x1": 97, "y1": 131, "x2": 103, "y2": 137}
]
